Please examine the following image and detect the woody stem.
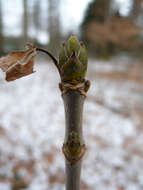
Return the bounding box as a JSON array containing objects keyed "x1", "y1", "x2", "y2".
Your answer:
[{"x1": 62, "y1": 90, "x2": 85, "y2": 190}]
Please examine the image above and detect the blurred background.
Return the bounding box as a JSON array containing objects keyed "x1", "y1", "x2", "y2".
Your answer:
[
  {"x1": 0, "y1": 0, "x2": 143, "y2": 57},
  {"x1": 0, "y1": 0, "x2": 143, "y2": 190}
]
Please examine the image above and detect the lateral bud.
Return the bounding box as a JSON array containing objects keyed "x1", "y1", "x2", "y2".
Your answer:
[{"x1": 62, "y1": 131, "x2": 86, "y2": 164}]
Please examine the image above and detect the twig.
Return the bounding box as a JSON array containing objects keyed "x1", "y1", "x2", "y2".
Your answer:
[
  {"x1": 62, "y1": 90, "x2": 85, "y2": 190},
  {"x1": 36, "y1": 47, "x2": 61, "y2": 74}
]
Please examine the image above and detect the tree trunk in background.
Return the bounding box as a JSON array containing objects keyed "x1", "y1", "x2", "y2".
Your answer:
[
  {"x1": 33, "y1": 0, "x2": 41, "y2": 44},
  {"x1": 23, "y1": 0, "x2": 28, "y2": 44},
  {"x1": 130, "y1": 0, "x2": 142, "y2": 21},
  {"x1": 81, "y1": 0, "x2": 112, "y2": 28},
  {"x1": 0, "y1": 0, "x2": 4, "y2": 54},
  {"x1": 105, "y1": 0, "x2": 112, "y2": 20},
  {"x1": 48, "y1": 0, "x2": 61, "y2": 54},
  {"x1": 81, "y1": 0, "x2": 112, "y2": 47}
]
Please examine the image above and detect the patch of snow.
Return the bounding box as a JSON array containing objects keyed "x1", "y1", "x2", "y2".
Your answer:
[{"x1": 0, "y1": 57, "x2": 143, "y2": 190}]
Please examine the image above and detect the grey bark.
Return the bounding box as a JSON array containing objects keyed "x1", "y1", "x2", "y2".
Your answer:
[
  {"x1": 48, "y1": 0, "x2": 61, "y2": 53},
  {"x1": 23, "y1": 0, "x2": 28, "y2": 43},
  {"x1": 33, "y1": 0, "x2": 41, "y2": 43},
  {"x1": 62, "y1": 90, "x2": 85, "y2": 190},
  {"x1": 65, "y1": 160, "x2": 82, "y2": 190},
  {"x1": 130, "y1": 0, "x2": 142, "y2": 20},
  {"x1": 0, "y1": 0, "x2": 4, "y2": 54}
]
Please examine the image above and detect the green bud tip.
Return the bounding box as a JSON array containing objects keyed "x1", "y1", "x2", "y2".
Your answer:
[{"x1": 58, "y1": 36, "x2": 88, "y2": 83}]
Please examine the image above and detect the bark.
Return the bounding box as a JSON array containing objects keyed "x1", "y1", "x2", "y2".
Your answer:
[
  {"x1": 62, "y1": 90, "x2": 86, "y2": 190},
  {"x1": 23, "y1": 0, "x2": 28, "y2": 44},
  {"x1": 48, "y1": 0, "x2": 61, "y2": 54},
  {"x1": 130, "y1": 0, "x2": 142, "y2": 21},
  {"x1": 65, "y1": 160, "x2": 82, "y2": 190},
  {"x1": 33, "y1": 0, "x2": 41, "y2": 43},
  {"x1": 63, "y1": 91, "x2": 85, "y2": 141},
  {"x1": 0, "y1": 0, "x2": 4, "y2": 54}
]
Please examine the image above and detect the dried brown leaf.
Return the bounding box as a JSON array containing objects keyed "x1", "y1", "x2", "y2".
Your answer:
[{"x1": 0, "y1": 43, "x2": 37, "y2": 81}]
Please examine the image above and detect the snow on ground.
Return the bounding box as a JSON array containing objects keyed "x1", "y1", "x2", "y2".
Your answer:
[{"x1": 0, "y1": 57, "x2": 143, "y2": 190}]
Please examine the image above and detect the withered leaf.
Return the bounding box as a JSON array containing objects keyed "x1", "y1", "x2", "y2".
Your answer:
[{"x1": 0, "y1": 43, "x2": 37, "y2": 81}]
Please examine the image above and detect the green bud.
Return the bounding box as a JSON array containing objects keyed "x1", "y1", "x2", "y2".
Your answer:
[
  {"x1": 79, "y1": 42, "x2": 87, "y2": 70},
  {"x1": 58, "y1": 36, "x2": 88, "y2": 82},
  {"x1": 62, "y1": 52, "x2": 85, "y2": 81},
  {"x1": 66, "y1": 36, "x2": 80, "y2": 57},
  {"x1": 59, "y1": 43, "x2": 68, "y2": 68}
]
